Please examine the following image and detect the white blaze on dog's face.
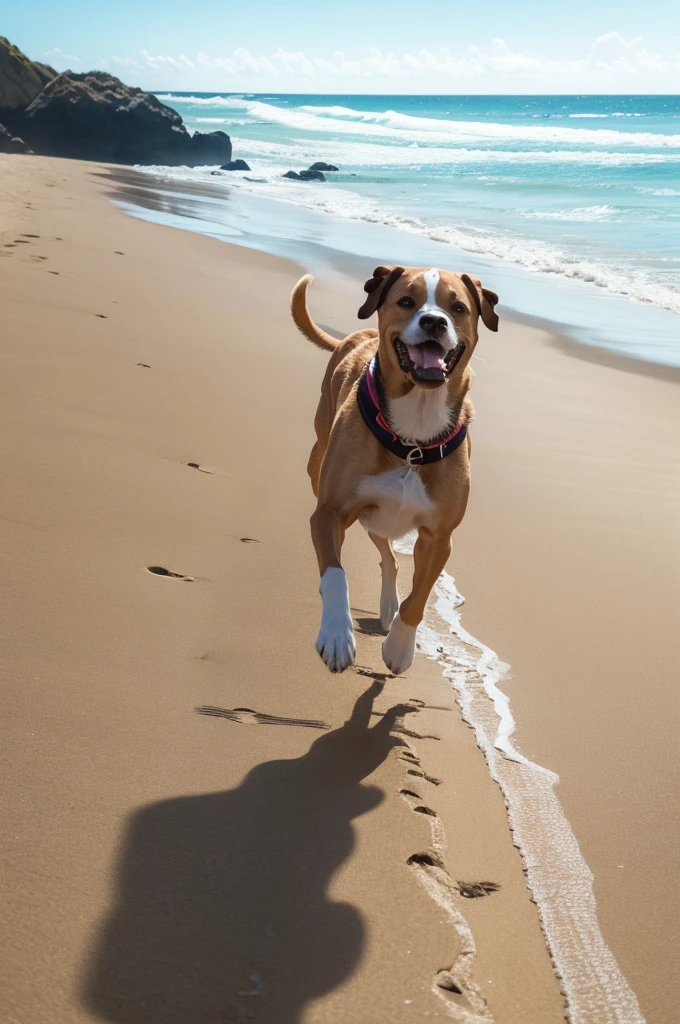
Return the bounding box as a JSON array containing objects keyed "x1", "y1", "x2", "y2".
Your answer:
[{"x1": 358, "y1": 266, "x2": 499, "y2": 391}]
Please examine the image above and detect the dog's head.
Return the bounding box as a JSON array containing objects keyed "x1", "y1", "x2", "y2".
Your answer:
[{"x1": 358, "y1": 266, "x2": 499, "y2": 390}]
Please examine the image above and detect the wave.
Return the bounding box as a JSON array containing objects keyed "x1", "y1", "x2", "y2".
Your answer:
[
  {"x1": 518, "y1": 204, "x2": 617, "y2": 221},
  {"x1": 633, "y1": 186, "x2": 680, "y2": 197},
  {"x1": 157, "y1": 96, "x2": 680, "y2": 149},
  {"x1": 231, "y1": 136, "x2": 679, "y2": 169},
  {"x1": 137, "y1": 164, "x2": 680, "y2": 317}
]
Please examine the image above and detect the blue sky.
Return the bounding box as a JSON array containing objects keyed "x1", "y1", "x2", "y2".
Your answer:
[{"x1": 5, "y1": 1, "x2": 680, "y2": 93}]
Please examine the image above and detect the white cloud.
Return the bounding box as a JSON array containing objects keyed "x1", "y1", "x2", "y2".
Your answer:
[
  {"x1": 44, "y1": 47, "x2": 81, "y2": 67},
  {"x1": 47, "y1": 35, "x2": 680, "y2": 91},
  {"x1": 592, "y1": 32, "x2": 644, "y2": 49}
]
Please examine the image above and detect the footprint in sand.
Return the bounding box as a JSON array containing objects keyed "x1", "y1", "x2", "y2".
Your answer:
[
  {"x1": 48, "y1": 271, "x2": 60, "y2": 276},
  {"x1": 394, "y1": 724, "x2": 440, "y2": 741},
  {"x1": 146, "y1": 565, "x2": 194, "y2": 581},
  {"x1": 95, "y1": 314, "x2": 108, "y2": 319},
  {"x1": 136, "y1": 362, "x2": 151, "y2": 368},
  {"x1": 195, "y1": 706, "x2": 330, "y2": 730},
  {"x1": 21, "y1": 233, "x2": 40, "y2": 238},
  {"x1": 457, "y1": 881, "x2": 501, "y2": 899},
  {"x1": 412, "y1": 804, "x2": 438, "y2": 816},
  {"x1": 240, "y1": 537, "x2": 260, "y2": 544},
  {"x1": 406, "y1": 767, "x2": 442, "y2": 786},
  {"x1": 185, "y1": 462, "x2": 214, "y2": 474}
]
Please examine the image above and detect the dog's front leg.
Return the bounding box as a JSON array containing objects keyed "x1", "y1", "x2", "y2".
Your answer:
[
  {"x1": 382, "y1": 527, "x2": 452, "y2": 675},
  {"x1": 310, "y1": 505, "x2": 356, "y2": 673}
]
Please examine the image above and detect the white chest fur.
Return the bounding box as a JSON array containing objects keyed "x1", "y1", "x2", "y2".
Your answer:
[
  {"x1": 356, "y1": 467, "x2": 432, "y2": 540},
  {"x1": 387, "y1": 385, "x2": 451, "y2": 444}
]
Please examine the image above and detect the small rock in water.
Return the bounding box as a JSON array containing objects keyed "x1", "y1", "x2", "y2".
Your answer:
[
  {"x1": 283, "y1": 169, "x2": 326, "y2": 182},
  {"x1": 220, "y1": 159, "x2": 251, "y2": 171}
]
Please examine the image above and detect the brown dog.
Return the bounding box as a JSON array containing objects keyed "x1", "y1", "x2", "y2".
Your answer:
[{"x1": 291, "y1": 266, "x2": 499, "y2": 674}]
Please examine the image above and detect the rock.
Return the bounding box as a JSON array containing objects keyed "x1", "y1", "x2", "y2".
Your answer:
[
  {"x1": 189, "y1": 130, "x2": 232, "y2": 166},
  {"x1": 308, "y1": 162, "x2": 338, "y2": 172},
  {"x1": 13, "y1": 70, "x2": 231, "y2": 166},
  {"x1": 0, "y1": 121, "x2": 31, "y2": 153},
  {"x1": 283, "y1": 169, "x2": 326, "y2": 182},
  {"x1": 220, "y1": 159, "x2": 251, "y2": 171},
  {"x1": 0, "y1": 36, "x2": 55, "y2": 114}
]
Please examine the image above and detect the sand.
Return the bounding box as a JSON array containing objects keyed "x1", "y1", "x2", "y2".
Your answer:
[{"x1": 0, "y1": 155, "x2": 676, "y2": 1024}]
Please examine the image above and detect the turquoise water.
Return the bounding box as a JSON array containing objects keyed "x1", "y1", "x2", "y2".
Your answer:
[{"x1": 141, "y1": 93, "x2": 680, "y2": 364}]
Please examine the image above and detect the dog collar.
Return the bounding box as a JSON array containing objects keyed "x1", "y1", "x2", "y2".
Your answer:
[{"x1": 357, "y1": 355, "x2": 468, "y2": 466}]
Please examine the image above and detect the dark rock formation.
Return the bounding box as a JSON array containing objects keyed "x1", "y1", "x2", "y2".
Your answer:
[
  {"x1": 308, "y1": 162, "x2": 339, "y2": 172},
  {"x1": 0, "y1": 36, "x2": 55, "y2": 114},
  {"x1": 13, "y1": 71, "x2": 231, "y2": 166},
  {"x1": 0, "y1": 122, "x2": 31, "y2": 153},
  {"x1": 220, "y1": 159, "x2": 251, "y2": 171},
  {"x1": 283, "y1": 169, "x2": 326, "y2": 182},
  {"x1": 189, "y1": 130, "x2": 232, "y2": 166}
]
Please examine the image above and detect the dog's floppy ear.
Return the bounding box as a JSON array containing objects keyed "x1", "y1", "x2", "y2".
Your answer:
[
  {"x1": 460, "y1": 274, "x2": 499, "y2": 332},
  {"x1": 358, "y1": 265, "x2": 405, "y2": 319}
]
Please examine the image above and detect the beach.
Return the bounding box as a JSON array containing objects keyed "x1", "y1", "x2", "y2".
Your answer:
[{"x1": 0, "y1": 153, "x2": 678, "y2": 1024}]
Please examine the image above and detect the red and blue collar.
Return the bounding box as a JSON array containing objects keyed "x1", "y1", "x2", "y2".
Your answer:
[{"x1": 357, "y1": 355, "x2": 468, "y2": 466}]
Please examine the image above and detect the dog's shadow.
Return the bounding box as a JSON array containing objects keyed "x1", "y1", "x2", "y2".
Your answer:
[
  {"x1": 81, "y1": 682, "x2": 411, "y2": 1024},
  {"x1": 354, "y1": 615, "x2": 386, "y2": 637}
]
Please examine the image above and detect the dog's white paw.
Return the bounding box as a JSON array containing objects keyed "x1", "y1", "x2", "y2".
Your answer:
[
  {"x1": 317, "y1": 568, "x2": 356, "y2": 674},
  {"x1": 316, "y1": 621, "x2": 356, "y2": 673},
  {"x1": 380, "y1": 584, "x2": 400, "y2": 632},
  {"x1": 382, "y1": 614, "x2": 417, "y2": 675}
]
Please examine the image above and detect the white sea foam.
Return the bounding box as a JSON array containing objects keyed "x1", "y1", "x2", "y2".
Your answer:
[
  {"x1": 393, "y1": 530, "x2": 646, "y2": 1022},
  {"x1": 232, "y1": 135, "x2": 679, "y2": 169},
  {"x1": 518, "y1": 204, "x2": 617, "y2": 221},
  {"x1": 137, "y1": 163, "x2": 680, "y2": 317},
  {"x1": 157, "y1": 96, "x2": 680, "y2": 149},
  {"x1": 633, "y1": 186, "x2": 680, "y2": 197}
]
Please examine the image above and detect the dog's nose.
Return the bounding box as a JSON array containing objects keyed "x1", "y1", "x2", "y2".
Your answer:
[{"x1": 419, "y1": 314, "x2": 448, "y2": 336}]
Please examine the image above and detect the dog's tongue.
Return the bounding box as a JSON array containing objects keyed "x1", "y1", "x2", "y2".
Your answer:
[{"x1": 408, "y1": 341, "x2": 445, "y2": 370}]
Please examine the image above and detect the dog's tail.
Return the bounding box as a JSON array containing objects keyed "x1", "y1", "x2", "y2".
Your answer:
[{"x1": 291, "y1": 275, "x2": 340, "y2": 352}]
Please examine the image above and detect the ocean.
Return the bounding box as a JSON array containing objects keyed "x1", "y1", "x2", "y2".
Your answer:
[{"x1": 138, "y1": 92, "x2": 680, "y2": 365}]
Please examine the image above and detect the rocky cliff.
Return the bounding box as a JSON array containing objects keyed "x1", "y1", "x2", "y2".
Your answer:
[
  {"x1": 0, "y1": 39, "x2": 232, "y2": 167},
  {"x1": 0, "y1": 37, "x2": 55, "y2": 114}
]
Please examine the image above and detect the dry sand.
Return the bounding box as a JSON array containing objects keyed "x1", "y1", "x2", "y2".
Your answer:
[{"x1": 0, "y1": 155, "x2": 677, "y2": 1024}]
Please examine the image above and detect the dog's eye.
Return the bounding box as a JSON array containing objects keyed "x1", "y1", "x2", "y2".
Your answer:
[
  {"x1": 397, "y1": 296, "x2": 415, "y2": 309},
  {"x1": 451, "y1": 302, "x2": 467, "y2": 314}
]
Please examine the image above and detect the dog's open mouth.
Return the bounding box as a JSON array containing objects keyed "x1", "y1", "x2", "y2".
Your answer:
[{"x1": 394, "y1": 338, "x2": 465, "y2": 382}]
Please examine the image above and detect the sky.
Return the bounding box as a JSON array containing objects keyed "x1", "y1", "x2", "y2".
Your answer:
[{"x1": 4, "y1": 0, "x2": 680, "y2": 94}]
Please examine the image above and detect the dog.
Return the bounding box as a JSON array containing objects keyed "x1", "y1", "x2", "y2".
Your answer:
[{"x1": 291, "y1": 265, "x2": 499, "y2": 675}]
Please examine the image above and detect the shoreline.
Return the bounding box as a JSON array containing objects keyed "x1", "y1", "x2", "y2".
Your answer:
[
  {"x1": 109, "y1": 161, "x2": 680, "y2": 370},
  {"x1": 113, "y1": 163, "x2": 680, "y2": 385},
  {"x1": 2, "y1": 154, "x2": 678, "y2": 1023}
]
